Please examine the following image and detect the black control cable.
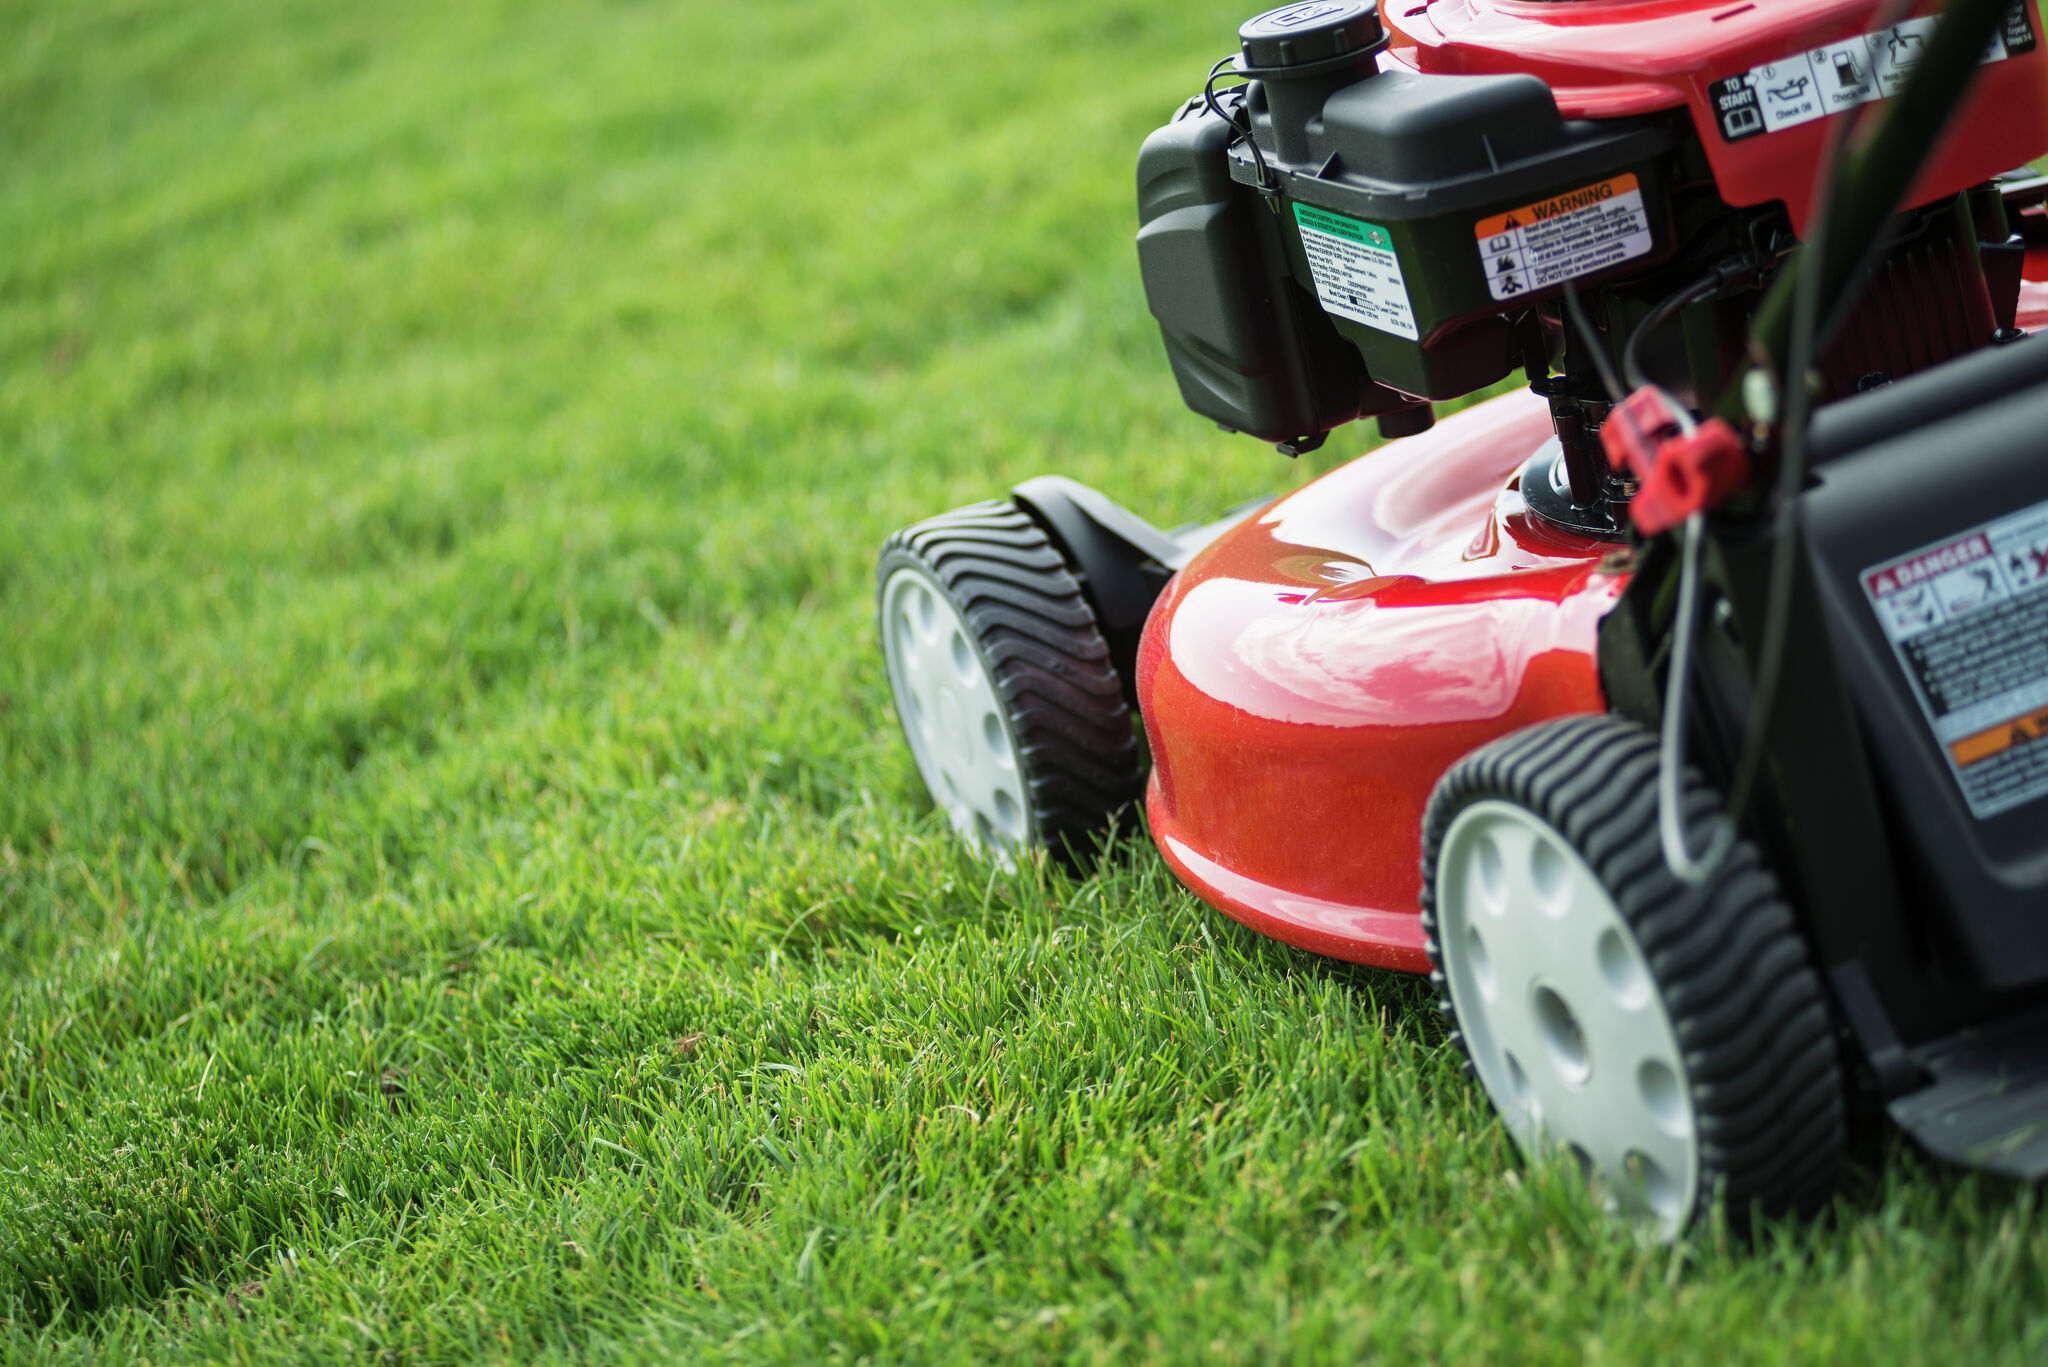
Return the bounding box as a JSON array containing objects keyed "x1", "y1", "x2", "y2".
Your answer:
[
  {"x1": 1566, "y1": 280, "x2": 1735, "y2": 883},
  {"x1": 1721, "y1": 113, "x2": 1853, "y2": 824},
  {"x1": 1620, "y1": 255, "x2": 1766, "y2": 395},
  {"x1": 1204, "y1": 57, "x2": 1275, "y2": 194},
  {"x1": 1620, "y1": 273, "x2": 1717, "y2": 394},
  {"x1": 1560, "y1": 280, "x2": 1623, "y2": 403},
  {"x1": 1722, "y1": 0, "x2": 1985, "y2": 822}
]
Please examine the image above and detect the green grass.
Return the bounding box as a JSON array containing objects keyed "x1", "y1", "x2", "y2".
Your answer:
[{"x1": 4, "y1": 0, "x2": 2047, "y2": 1361}]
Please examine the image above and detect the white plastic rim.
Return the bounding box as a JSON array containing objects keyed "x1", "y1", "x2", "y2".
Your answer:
[
  {"x1": 1436, "y1": 799, "x2": 1700, "y2": 1238},
  {"x1": 880, "y1": 565, "x2": 1032, "y2": 854}
]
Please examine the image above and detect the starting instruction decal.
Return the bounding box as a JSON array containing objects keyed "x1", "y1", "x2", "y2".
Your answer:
[
  {"x1": 1862, "y1": 495, "x2": 2048, "y2": 820},
  {"x1": 1472, "y1": 174, "x2": 1653, "y2": 302},
  {"x1": 1293, "y1": 204, "x2": 1419, "y2": 341},
  {"x1": 1710, "y1": 1, "x2": 2038, "y2": 143}
]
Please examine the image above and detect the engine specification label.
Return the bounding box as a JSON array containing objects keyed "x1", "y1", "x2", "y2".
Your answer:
[
  {"x1": 1472, "y1": 174, "x2": 1654, "y2": 302},
  {"x1": 1862, "y1": 495, "x2": 2048, "y2": 819},
  {"x1": 1709, "y1": 1, "x2": 2038, "y2": 143},
  {"x1": 1293, "y1": 204, "x2": 1418, "y2": 341}
]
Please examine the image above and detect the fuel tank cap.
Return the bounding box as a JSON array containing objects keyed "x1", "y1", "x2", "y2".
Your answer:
[{"x1": 1238, "y1": 1, "x2": 1385, "y2": 71}]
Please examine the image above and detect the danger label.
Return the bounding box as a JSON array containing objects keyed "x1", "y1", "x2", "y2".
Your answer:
[
  {"x1": 1708, "y1": 1, "x2": 2037, "y2": 143},
  {"x1": 1865, "y1": 533, "x2": 1994, "y2": 598},
  {"x1": 1472, "y1": 174, "x2": 1653, "y2": 302},
  {"x1": 1862, "y1": 495, "x2": 2048, "y2": 820},
  {"x1": 1293, "y1": 204, "x2": 1418, "y2": 340}
]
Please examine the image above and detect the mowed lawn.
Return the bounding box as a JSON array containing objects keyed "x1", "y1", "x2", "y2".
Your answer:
[{"x1": 3, "y1": 0, "x2": 2046, "y2": 1361}]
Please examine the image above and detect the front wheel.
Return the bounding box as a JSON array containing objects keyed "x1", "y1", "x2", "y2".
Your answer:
[
  {"x1": 1421, "y1": 714, "x2": 1845, "y2": 1239},
  {"x1": 877, "y1": 501, "x2": 1144, "y2": 861}
]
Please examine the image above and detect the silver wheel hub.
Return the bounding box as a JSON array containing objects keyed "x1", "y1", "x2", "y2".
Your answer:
[
  {"x1": 1437, "y1": 799, "x2": 1700, "y2": 1237},
  {"x1": 881, "y1": 566, "x2": 1030, "y2": 853}
]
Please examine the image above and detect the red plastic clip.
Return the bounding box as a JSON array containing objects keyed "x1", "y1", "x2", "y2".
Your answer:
[{"x1": 1600, "y1": 387, "x2": 1751, "y2": 537}]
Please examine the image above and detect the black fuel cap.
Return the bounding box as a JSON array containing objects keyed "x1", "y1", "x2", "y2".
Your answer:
[{"x1": 1238, "y1": 1, "x2": 1384, "y2": 70}]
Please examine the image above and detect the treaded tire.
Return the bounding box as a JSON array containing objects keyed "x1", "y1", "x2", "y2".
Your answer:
[
  {"x1": 877, "y1": 500, "x2": 1145, "y2": 862},
  {"x1": 1420, "y1": 712, "x2": 1845, "y2": 1236}
]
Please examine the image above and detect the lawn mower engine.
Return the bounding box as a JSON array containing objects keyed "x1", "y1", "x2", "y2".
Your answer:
[
  {"x1": 1136, "y1": 0, "x2": 2042, "y2": 495},
  {"x1": 877, "y1": 0, "x2": 2048, "y2": 1239}
]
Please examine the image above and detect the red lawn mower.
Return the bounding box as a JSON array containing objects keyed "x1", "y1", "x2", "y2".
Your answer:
[{"x1": 876, "y1": 0, "x2": 2048, "y2": 1237}]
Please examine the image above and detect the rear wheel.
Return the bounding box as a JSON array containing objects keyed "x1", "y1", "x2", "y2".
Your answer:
[
  {"x1": 877, "y1": 501, "x2": 1144, "y2": 861},
  {"x1": 1421, "y1": 714, "x2": 1845, "y2": 1239}
]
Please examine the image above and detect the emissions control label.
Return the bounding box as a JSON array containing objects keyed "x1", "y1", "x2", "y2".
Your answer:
[
  {"x1": 1473, "y1": 174, "x2": 1654, "y2": 302},
  {"x1": 1709, "y1": 1, "x2": 2038, "y2": 143},
  {"x1": 1862, "y1": 496, "x2": 2048, "y2": 820},
  {"x1": 1293, "y1": 204, "x2": 1419, "y2": 341}
]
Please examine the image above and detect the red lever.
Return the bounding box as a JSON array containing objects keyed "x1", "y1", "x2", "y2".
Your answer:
[{"x1": 1600, "y1": 388, "x2": 1751, "y2": 537}]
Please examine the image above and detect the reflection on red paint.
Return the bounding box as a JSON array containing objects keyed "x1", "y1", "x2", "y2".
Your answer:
[{"x1": 1139, "y1": 390, "x2": 1622, "y2": 970}]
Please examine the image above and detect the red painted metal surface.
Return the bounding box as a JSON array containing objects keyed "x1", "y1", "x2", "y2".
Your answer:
[
  {"x1": 2020, "y1": 276, "x2": 2048, "y2": 327},
  {"x1": 1136, "y1": 392, "x2": 1623, "y2": 972},
  {"x1": 1383, "y1": 0, "x2": 2048, "y2": 236}
]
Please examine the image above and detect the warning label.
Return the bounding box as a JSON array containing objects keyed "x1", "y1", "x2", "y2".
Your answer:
[
  {"x1": 1471, "y1": 174, "x2": 1653, "y2": 303},
  {"x1": 1862, "y1": 495, "x2": 2048, "y2": 819},
  {"x1": 1293, "y1": 204, "x2": 1418, "y2": 340},
  {"x1": 1708, "y1": 1, "x2": 2037, "y2": 143}
]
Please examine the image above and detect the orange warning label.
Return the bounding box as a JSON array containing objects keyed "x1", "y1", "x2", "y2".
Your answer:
[
  {"x1": 1951, "y1": 703, "x2": 2048, "y2": 767},
  {"x1": 1473, "y1": 174, "x2": 1641, "y2": 241},
  {"x1": 1471, "y1": 174, "x2": 1653, "y2": 302}
]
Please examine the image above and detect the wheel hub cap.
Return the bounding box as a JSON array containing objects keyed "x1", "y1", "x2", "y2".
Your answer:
[
  {"x1": 881, "y1": 567, "x2": 1030, "y2": 852},
  {"x1": 1437, "y1": 799, "x2": 1700, "y2": 1236}
]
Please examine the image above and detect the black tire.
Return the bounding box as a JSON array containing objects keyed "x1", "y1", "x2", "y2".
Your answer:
[
  {"x1": 1420, "y1": 713, "x2": 1845, "y2": 1236},
  {"x1": 877, "y1": 500, "x2": 1144, "y2": 860}
]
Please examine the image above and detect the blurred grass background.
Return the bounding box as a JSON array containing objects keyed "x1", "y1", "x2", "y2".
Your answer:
[{"x1": 4, "y1": 0, "x2": 2048, "y2": 1361}]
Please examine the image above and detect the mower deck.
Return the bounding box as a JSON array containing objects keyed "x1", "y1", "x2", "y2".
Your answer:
[{"x1": 1135, "y1": 391, "x2": 1624, "y2": 971}]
